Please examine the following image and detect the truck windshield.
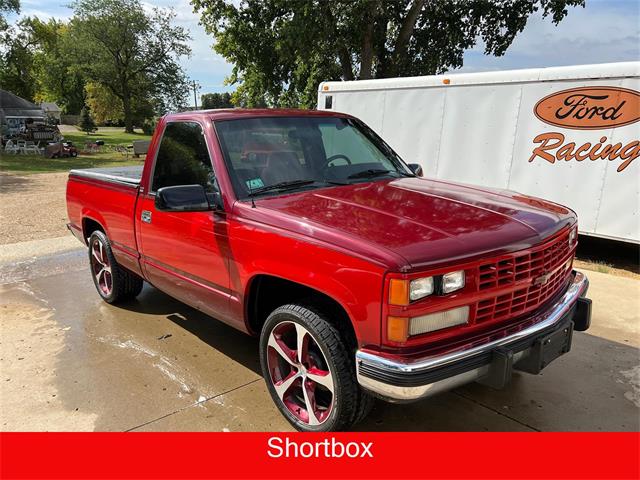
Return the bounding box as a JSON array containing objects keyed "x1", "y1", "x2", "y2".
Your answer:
[{"x1": 214, "y1": 116, "x2": 414, "y2": 199}]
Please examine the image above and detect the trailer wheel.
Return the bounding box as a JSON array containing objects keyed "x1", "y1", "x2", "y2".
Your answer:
[
  {"x1": 88, "y1": 231, "x2": 143, "y2": 304},
  {"x1": 260, "y1": 303, "x2": 370, "y2": 431}
]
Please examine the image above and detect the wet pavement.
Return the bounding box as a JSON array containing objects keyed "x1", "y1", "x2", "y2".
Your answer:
[{"x1": 1, "y1": 247, "x2": 638, "y2": 432}]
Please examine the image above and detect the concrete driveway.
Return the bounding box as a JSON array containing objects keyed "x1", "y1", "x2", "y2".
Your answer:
[{"x1": 1, "y1": 243, "x2": 638, "y2": 432}]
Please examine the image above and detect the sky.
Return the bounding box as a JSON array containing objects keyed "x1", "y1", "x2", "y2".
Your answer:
[{"x1": 8, "y1": 0, "x2": 640, "y2": 103}]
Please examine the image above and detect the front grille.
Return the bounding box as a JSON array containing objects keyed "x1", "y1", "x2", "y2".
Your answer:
[{"x1": 474, "y1": 228, "x2": 574, "y2": 325}]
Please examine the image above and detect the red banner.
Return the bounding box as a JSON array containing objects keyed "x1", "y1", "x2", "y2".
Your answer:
[{"x1": 1, "y1": 432, "x2": 638, "y2": 479}]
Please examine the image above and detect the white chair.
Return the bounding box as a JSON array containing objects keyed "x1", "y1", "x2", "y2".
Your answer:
[
  {"x1": 23, "y1": 141, "x2": 39, "y2": 154},
  {"x1": 4, "y1": 140, "x2": 19, "y2": 154},
  {"x1": 16, "y1": 140, "x2": 26, "y2": 154}
]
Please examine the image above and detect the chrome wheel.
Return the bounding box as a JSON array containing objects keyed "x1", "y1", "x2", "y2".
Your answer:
[
  {"x1": 90, "y1": 237, "x2": 112, "y2": 296},
  {"x1": 266, "y1": 321, "x2": 335, "y2": 426}
]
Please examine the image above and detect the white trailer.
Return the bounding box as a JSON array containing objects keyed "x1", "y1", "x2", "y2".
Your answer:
[{"x1": 318, "y1": 62, "x2": 640, "y2": 243}]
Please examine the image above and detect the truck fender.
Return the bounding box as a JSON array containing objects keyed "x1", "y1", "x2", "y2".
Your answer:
[{"x1": 81, "y1": 209, "x2": 109, "y2": 241}]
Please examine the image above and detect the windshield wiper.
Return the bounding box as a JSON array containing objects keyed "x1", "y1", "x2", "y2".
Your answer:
[
  {"x1": 347, "y1": 168, "x2": 414, "y2": 180},
  {"x1": 347, "y1": 169, "x2": 393, "y2": 179},
  {"x1": 248, "y1": 179, "x2": 317, "y2": 196},
  {"x1": 323, "y1": 180, "x2": 349, "y2": 186},
  {"x1": 247, "y1": 179, "x2": 350, "y2": 199}
]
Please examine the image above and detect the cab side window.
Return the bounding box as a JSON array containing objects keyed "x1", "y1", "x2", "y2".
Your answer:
[{"x1": 152, "y1": 122, "x2": 218, "y2": 193}]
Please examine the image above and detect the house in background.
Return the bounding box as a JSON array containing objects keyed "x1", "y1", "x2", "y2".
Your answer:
[
  {"x1": 41, "y1": 102, "x2": 62, "y2": 123},
  {"x1": 0, "y1": 89, "x2": 45, "y2": 135}
]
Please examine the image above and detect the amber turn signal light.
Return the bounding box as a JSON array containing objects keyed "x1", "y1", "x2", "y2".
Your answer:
[
  {"x1": 387, "y1": 316, "x2": 409, "y2": 343},
  {"x1": 389, "y1": 279, "x2": 409, "y2": 306}
]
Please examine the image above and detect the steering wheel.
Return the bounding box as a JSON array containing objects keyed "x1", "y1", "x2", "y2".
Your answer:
[{"x1": 323, "y1": 154, "x2": 352, "y2": 168}]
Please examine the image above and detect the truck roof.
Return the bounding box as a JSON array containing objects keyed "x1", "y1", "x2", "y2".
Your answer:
[{"x1": 165, "y1": 108, "x2": 351, "y2": 122}]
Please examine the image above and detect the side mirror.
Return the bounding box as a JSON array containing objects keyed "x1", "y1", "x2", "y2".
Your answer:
[
  {"x1": 155, "y1": 185, "x2": 211, "y2": 212},
  {"x1": 408, "y1": 163, "x2": 423, "y2": 177}
]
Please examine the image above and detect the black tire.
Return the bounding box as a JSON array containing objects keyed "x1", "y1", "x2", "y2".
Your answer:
[
  {"x1": 259, "y1": 303, "x2": 372, "y2": 432},
  {"x1": 88, "y1": 230, "x2": 143, "y2": 304}
]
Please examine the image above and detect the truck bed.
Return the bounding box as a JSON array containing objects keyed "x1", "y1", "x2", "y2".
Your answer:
[
  {"x1": 66, "y1": 164, "x2": 143, "y2": 276},
  {"x1": 69, "y1": 165, "x2": 143, "y2": 186}
]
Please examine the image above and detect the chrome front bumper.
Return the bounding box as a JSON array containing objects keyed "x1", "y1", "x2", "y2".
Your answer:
[{"x1": 356, "y1": 270, "x2": 590, "y2": 402}]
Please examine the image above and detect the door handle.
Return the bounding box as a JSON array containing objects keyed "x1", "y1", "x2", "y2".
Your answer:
[{"x1": 141, "y1": 210, "x2": 152, "y2": 224}]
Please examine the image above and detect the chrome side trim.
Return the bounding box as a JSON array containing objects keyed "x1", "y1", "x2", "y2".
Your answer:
[{"x1": 356, "y1": 270, "x2": 588, "y2": 401}]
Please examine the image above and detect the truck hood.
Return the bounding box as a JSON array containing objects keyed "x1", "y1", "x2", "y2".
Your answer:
[{"x1": 244, "y1": 178, "x2": 576, "y2": 270}]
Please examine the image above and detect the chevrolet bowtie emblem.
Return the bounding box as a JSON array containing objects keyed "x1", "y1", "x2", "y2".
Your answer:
[{"x1": 533, "y1": 272, "x2": 552, "y2": 286}]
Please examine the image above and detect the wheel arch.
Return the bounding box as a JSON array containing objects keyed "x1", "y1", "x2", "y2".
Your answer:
[
  {"x1": 245, "y1": 274, "x2": 359, "y2": 352},
  {"x1": 81, "y1": 214, "x2": 107, "y2": 244}
]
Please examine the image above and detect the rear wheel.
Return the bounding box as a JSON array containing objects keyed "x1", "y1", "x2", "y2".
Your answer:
[
  {"x1": 88, "y1": 230, "x2": 143, "y2": 304},
  {"x1": 259, "y1": 303, "x2": 372, "y2": 431}
]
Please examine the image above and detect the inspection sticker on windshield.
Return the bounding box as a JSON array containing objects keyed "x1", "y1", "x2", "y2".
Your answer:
[{"x1": 246, "y1": 178, "x2": 265, "y2": 189}]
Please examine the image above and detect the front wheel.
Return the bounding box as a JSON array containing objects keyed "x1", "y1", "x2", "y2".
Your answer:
[
  {"x1": 88, "y1": 230, "x2": 143, "y2": 304},
  {"x1": 259, "y1": 304, "x2": 372, "y2": 431}
]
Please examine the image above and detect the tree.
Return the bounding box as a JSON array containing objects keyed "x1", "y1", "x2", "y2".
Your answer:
[
  {"x1": 67, "y1": 0, "x2": 192, "y2": 132},
  {"x1": 85, "y1": 81, "x2": 123, "y2": 124},
  {"x1": 78, "y1": 106, "x2": 97, "y2": 133},
  {"x1": 0, "y1": 0, "x2": 19, "y2": 32},
  {"x1": 200, "y1": 92, "x2": 233, "y2": 109},
  {"x1": 0, "y1": 32, "x2": 36, "y2": 101},
  {"x1": 192, "y1": 0, "x2": 585, "y2": 108},
  {"x1": 0, "y1": 6, "x2": 39, "y2": 102},
  {"x1": 30, "y1": 17, "x2": 86, "y2": 114},
  {"x1": 0, "y1": 16, "x2": 86, "y2": 112}
]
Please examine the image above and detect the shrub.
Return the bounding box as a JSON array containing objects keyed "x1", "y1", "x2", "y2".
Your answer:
[{"x1": 78, "y1": 107, "x2": 97, "y2": 134}]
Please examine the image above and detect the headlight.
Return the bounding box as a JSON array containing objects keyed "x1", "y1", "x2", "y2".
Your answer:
[
  {"x1": 442, "y1": 271, "x2": 465, "y2": 294},
  {"x1": 569, "y1": 226, "x2": 578, "y2": 245},
  {"x1": 410, "y1": 277, "x2": 434, "y2": 301},
  {"x1": 389, "y1": 271, "x2": 465, "y2": 305}
]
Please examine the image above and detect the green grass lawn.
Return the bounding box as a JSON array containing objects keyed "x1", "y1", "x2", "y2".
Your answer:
[
  {"x1": 62, "y1": 126, "x2": 150, "y2": 146},
  {"x1": 1, "y1": 126, "x2": 151, "y2": 174}
]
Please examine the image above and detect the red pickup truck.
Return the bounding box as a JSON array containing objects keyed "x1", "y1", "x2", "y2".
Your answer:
[{"x1": 67, "y1": 109, "x2": 592, "y2": 431}]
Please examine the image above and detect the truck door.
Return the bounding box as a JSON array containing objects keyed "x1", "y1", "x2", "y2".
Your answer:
[{"x1": 136, "y1": 121, "x2": 233, "y2": 324}]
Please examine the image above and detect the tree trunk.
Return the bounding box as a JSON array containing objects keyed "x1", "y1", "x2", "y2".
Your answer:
[
  {"x1": 389, "y1": 0, "x2": 428, "y2": 76},
  {"x1": 359, "y1": 0, "x2": 381, "y2": 80},
  {"x1": 338, "y1": 47, "x2": 355, "y2": 81},
  {"x1": 122, "y1": 94, "x2": 134, "y2": 134},
  {"x1": 374, "y1": 20, "x2": 389, "y2": 78},
  {"x1": 324, "y1": 4, "x2": 354, "y2": 80},
  {"x1": 360, "y1": 22, "x2": 375, "y2": 79}
]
